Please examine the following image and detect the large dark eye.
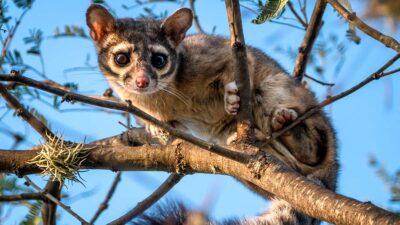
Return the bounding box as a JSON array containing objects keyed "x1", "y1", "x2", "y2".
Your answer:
[
  {"x1": 151, "y1": 53, "x2": 168, "y2": 69},
  {"x1": 114, "y1": 53, "x2": 130, "y2": 66}
]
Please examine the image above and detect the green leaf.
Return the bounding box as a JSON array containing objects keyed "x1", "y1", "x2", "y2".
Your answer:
[
  {"x1": 20, "y1": 201, "x2": 43, "y2": 225},
  {"x1": 346, "y1": 28, "x2": 361, "y2": 44},
  {"x1": 27, "y1": 46, "x2": 40, "y2": 55},
  {"x1": 53, "y1": 25, "x2": 88, "y2": 38},
  {"x1": 338, "y1": 0, "x2": 361, "y2": 44},
  {"x1": 252, "y1": 0, "x2": 289, "y2": 24},
  {"x1": 12, "y1": 0, "x2": 34, "y2": 9},
  {"x1": 23, "y1": 29, "x2": 43, "y2": 45},
  {"x1": 63, "y1": 82, "x2": 78, "y2": 92}
]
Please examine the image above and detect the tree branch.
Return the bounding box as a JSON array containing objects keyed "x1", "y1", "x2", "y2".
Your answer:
[
  {"x1": 41, "y1": 180, "x2": 62, "y2": 225},
  {"x1": 287, "y1": 1, "x2": 308, "y2": 28},
  {"x1": 0, "y1": 74, "x2": 249, "y2": 163},
  {"x1": 0, "y1": 193, "x2": 44, "y2": 202},
  {"x1": 292, "y1": 0, "x2": 326, "y2": 82},
  {"x1": 304, "y1": 73, "x2": 335, "y2": 86},
  {"x1": 0, "y1": 72, "x2": 61, "y2": 225},
  {"x1": 24, "y1": 176, "x2": 89, "y2": 225},
  {"x1": 269, "y1": 53, "x2": 400, "y2": 143},
  {"x1": 89, "y1": 171, "x2": 122, "y2": 225},
  {"x1": 0, "y1": 77, "x2": 54, "y2": 140},
  {"x1": 326, "y1": 0, "x2": 400, "y2": 53},
  {"x1": 188, "y1": 0, "x2": 204, "y2": 34},
  {"x1": 0, "y1": 9, "x2": 30, "y2": 66},
  {"x1": 1, "y1": 136, "x2": 399, "y2": 225},
  {"x1": 107, "y1": 173, "x2": 183, "y2": 225},
  {"x1": 225, "y1": 0, "x2": 254, "y2": 144}
]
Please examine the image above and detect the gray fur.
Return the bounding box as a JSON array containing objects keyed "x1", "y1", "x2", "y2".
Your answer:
[{"x1": 87, "y1": 5, "x2": 338, "y2": 225}]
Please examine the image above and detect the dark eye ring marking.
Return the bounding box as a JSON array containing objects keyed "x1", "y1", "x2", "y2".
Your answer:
[
  {"x1": 114, "y1": 52, "x2": 130, "y2": 66},
  {"x1": 151, "y1": 52, "x2": 168, "y2": 69}
]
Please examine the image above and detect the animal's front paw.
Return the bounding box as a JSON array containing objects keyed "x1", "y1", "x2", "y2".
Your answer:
[
  {"x1": 271, "y1": 108, "x2": 298, "y2": 131},
  {"x1": 224, "y1": 81, "x2": 240, "y2": 115},
  {"x1": 226, "y1": 132, "x2": 238, "y2": 145},
  {"x1": 145, "y1": 124, "x2": 170, "y2": 144}
]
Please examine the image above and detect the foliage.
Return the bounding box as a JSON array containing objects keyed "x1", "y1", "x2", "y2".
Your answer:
[
  {"x1": 53, "y1": 25, "x2": 88, "y2": 39},
  {"x1": 251, "y1": 0, "x2": 289, "y2": 24},
  {"x1": 338, "y1": 0, "x2": 361, "y2": 44},
  {"x1": 12, "y1": 0, "x2": 33, "y2": 9},
  {"x1": 369, "y1": 156, "x2": 400, "y2": 214},
  {"x1": 19, "y1": 201, "x2": 43, "y2": 225},
  {"x1": 0, "y1": 0, "x2": 399, "y2": 224},
  {"x1": 0, "y1": 175, "x2": 42, "y2": 225}
]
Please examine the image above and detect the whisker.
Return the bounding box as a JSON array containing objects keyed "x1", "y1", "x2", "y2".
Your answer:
[
  {"x1": 159, "y1": 82, "x2": 191, "y2": 105},
  {"x1": 158, "y1": 83, "x2": 190, "y2": 107}
]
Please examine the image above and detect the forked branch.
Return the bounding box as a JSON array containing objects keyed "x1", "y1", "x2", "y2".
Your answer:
[{"x1": 326, "y1": 0, "x2": 400, "y2": 53}]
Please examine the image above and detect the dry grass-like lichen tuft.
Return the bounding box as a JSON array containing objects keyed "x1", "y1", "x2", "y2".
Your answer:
[{"x1": 28, "y1": 133, "x2": 90, "y2": 184}]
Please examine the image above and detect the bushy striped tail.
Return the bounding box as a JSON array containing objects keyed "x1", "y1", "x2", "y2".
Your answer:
[{"x1": 131, "y1": 200, "x2": 319, "y2": 225}]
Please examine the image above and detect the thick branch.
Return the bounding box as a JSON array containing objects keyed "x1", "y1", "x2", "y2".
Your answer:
[
  {"x1": 0, "y1": 74, "x2": 249, "y2": 163},
  {"x1": 326, "y1": 0, "x2": 400, "y2": 53},
  {"x1": 1, "y1": 138, "x2": 399, "y2": 225},
  {"x1": 107, "y1": 173, "x2": 183, "y2": 225},
  {"x1": 225, "y1": 0, "x2": 254, "y2": 144},
  {"x1": 41, "y1": 180, "x2": 62, "y2": 225},
  {"x1": 292, "y1": 0, "x2": 326, "y2": 81}
]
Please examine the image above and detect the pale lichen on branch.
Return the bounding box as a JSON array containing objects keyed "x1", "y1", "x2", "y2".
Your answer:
[{"x1": 28, "y1": 133, "x2": 90, "y2": 185}]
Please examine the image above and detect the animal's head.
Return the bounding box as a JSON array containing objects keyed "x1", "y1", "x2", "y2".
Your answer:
[{"x1": 86, "y1": 5, "x2": 193, "y2": 94}]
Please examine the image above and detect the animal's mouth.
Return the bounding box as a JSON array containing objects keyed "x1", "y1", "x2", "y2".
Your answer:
[
  {"x1": 116, "y1": 80, "x2": 160, "y2": 95},
  {"x1": 126, "y1": 87, "x2": 160, "y2": 95}
]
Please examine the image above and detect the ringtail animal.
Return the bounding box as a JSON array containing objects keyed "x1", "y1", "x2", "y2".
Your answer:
[{"x1": 86, "y1": 4, "x2": 338, "y2": 225}]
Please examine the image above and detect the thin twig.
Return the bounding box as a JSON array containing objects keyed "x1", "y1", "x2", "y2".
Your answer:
[
  {"x1": 0, "y1": 193, "x2": 44, "y2": 202},
  {"x1": 300, "y1": 0, "x2": 308, "y2": 24},
  {"x1": 0, "y1": 74, "x2": 250, "y2": 163},
  {"x1": 292, "y1": 0, "x2": 327, "y2": 82},
  {"x1": 268, "y1": 54, "x2": 400, "y2": 143},
  {"x1": 107, "y1": 173, "x2": 183, "y2": 225},
  {"x1": 188, "y1": 0, "x2": 204, "y2": 33},
  {"x1": 0, "y1": 74, "x2": 60, "y2": 224},
  {"x1": 304, "y1": 74, "x2": 335, "y2": 86},
  {"x1": 326, "y1": 0, "x2": 400, "y2": 53},
  {"x1": 269, "y1": 20, "x2": 305, "y2": 30},
  {"x1": 0, "y1": 9, "x2": 30, "y2": 66},
  {"x1": 225, "y1": 0, "x2": 254, "y2": 144},
  {"x1": 0, "y1": 77, "x2": 55, "y2": 140},
  {"x1": 287, "y1": 1, "x2": 308, "y2": 28},
  {"x1": 89, "y1": 172, "x2": 122, "y2": 225},
  {"x1": 24, "y1": 176, "x2": 89, "y2": 225}
]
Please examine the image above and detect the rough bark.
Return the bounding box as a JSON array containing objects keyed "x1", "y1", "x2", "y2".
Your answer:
[
  {"x1": 1, "y1": 131, "x2": 399, "y2": 225},
  {"x1": 225, "y1": 0, "x2": 254, "y2": 144}
]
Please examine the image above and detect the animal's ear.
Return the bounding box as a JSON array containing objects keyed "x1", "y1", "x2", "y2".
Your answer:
[
  {"x1": 86, "y1": 4, "x2": 115, "y2": 42},
  {"x1": 161, "y1": 8, "x2": 193, "y2": 46}
]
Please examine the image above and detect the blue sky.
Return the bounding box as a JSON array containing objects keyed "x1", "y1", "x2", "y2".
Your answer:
[{"x1": 1, "y1": 0, "x2": 399, "y2": 224}]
